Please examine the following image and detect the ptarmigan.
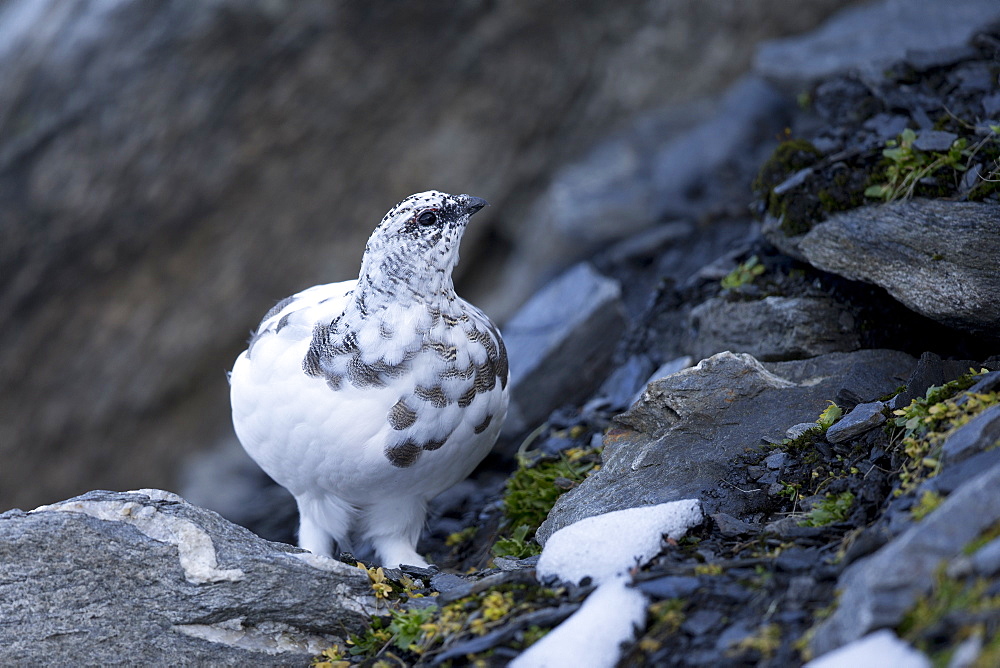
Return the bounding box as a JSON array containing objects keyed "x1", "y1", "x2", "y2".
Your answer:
[{"x1": 230, "y1": 191, "x2": 509, "y2": 568}]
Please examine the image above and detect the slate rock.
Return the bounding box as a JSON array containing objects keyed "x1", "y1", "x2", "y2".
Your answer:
[
  {"x1": 501, "y1": 262, "x2": 626, "y2": 440},
  {"x1": 596, "y1": 354, "x2": 657, "y2": 409},
  {"x1": 765, "y1": 451, "x2": 789, "y2": 470},
  {"x1": 636, "y1": 575, "x2": 702, "y2": 600},
  {"x1": 0, "y1": 490, "x2": 372, "y2": 665},
  {"x1": 810, "y1": 459, "x2": 1000, "y2": 656},
  {"x1": 681, "y1": 608, "x2": 724, "y2": 636},
  {"x1": 889, "y1": 352, "x2": 980, "y2": 411},
  {"x1": 912, "y1": 130, "x2": 958, "y2": 152},
  {"x1": 754, "y1": 0, "x2": 1000, "y2": 87},
  {"x1": 537, "y1": 349, "x2": 915, "y2": 543},
  {"x1": 687, "y1": 295, "x2": 861, "y2": 362},
  {"x1": 712, "y1": 513, "x2": 757, "y2": 538},
  {"x1": 776, "y1": 199, "x2": 1000, "y2": 335},
  {"x1": 941, "y1": 404, "x2": 1000, "y2": 465},
  {"x1": 825, "y1": 401, "x2": 886, "y2": 444}
]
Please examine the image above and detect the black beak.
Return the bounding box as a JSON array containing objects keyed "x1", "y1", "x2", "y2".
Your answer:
[{"x1": 459, "y1": 194, "x2": 489, "y2": 215}]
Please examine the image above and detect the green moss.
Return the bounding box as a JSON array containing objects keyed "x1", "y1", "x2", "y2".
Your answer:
[
  {"x1": 799, "y1": 491, "x2": 854, "y2": 527},
  {"x1": 491, "y1": 446, "x2": 602, "y2": 559},
  {"x1": 753, "y1": 139, "x2": 824, "y2": 236}
]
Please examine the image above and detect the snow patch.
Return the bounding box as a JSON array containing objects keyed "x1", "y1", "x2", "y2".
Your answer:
[
  {"x1": 510, "y1": 578, "x2": 647, "y2": 668},
  {"x1": 33, "y1": 493, "x2": 245, "y2": 584},
  {"x1": 517, "y1": 500, "x2": 704, "y2": 668},
  {"x1": 537, "y1": 499, "x2": 703, "y2": 585},
  {"x1": 804, "y1": 629, "x2": 930, "y2": 668}
]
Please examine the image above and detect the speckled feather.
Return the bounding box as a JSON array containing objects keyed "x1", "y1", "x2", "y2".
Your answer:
[{"x1": 230, "y1": 191, "x2": 509, "y2": 567}]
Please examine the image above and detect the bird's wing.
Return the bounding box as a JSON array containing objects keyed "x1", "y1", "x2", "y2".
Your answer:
[{"x1": 245, "y1": 280, "x2": 356, "y2": 356}]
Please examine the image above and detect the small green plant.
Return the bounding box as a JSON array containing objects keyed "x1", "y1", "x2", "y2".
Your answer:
[
  {"x1": 816, "y1": 402, "x2": 843, "y2": 430},
  {"x1": 312, "y1": 645, "x2": 350, "y2": 668},
  {"x1": 492, "y1": 524, "x2": 540, "y2": 559},
  {"x1": 863, "y1": 126, "x2": 1000, "y2": 202},
  {"x1": 800, "y1": 491, "x2": 854, "y2": 527},
  {"x1": 721, "y1": 255, "x2": 766, "y2": 290},
  {"x1": 864, "y1": 128, "x2": 962, "y2": 201},
  {"x1": 890, "y1": 369, "x2": 997, "y2": 494}
]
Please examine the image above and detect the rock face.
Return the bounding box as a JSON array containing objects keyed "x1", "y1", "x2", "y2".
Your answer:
[
  {"x1": 783, "y1": 199, "x2": 1000, "y2": 336},
  {"x1": 0, "y1": 490, "x2": 372, "y2": 665},
  {"x1": 755, "y1": 0, "x2": 1000, "y2": 86},
  {"x1": 536, "y1": 349, "x2": 915, "y2": 543},
  {"x1": 501, "y1": 262, "x2": 626, "y2": 440},
  {"x1": 687, "y1": 295, "x2": 861, "y2": 362},
  {"x1": 811, "y1": 460, "x2": 1000, "y2": 655}
]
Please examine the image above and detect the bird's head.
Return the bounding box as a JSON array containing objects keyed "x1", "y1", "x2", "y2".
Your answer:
[{"x1": 358, "y1": 190, "x2": 488, "y2": 302}]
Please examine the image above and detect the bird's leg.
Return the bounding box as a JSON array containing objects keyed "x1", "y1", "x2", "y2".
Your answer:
[
  {"x1": 298, "y1": 514, "x2": 333, "y2": 557},
  {"x1": 295, "y1": 494, "x2": 354, "y2": 558},
  {"x1": 363, "y1": 497, "x2": 429, "y2": 568}
]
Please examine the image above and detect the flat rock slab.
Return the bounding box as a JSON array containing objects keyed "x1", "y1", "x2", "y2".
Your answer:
[
  {"x1": 826, "y1": 401, "x2": 886, "y2": 443},
  {"x1": 537, "y1": 349, "x2": 915, "y2": 543},
  {"x1": 810, "y1": 459, "x2": 1000, "y2": 656},
  {"x1": 775, "y1": 199, "x2": 1000, "y2": 336},
  {"x1": 754, "y1": 0, "x2": 1000, "y2": 86},
  {"x1": 0, "y1": 490, "x2": 372, "y2": 665},
  {"x1": 688, "y1": 295, "x2": 860, "y2": 362},
  {"x1": 501, "y1": 262, "x2": 625, "y2": 440}
]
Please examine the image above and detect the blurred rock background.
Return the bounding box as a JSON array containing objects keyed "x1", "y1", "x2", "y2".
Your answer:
[{"x1": 0, "y1": 0, "x2": 864, "y2": 512}]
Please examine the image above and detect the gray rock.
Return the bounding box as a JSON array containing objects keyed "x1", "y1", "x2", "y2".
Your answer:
[
  {"x1": 810, "y1": 459, "x2": 1000, "y2": 656},
  {"x1": 777, "y1": 199, "x2": 1000, "y2": 335},
  {"x1": 912, "y1": 130, "x2": 958, "y2": 152},
  {"x1": 501, "y1": 263, "x2": 626, "y2": 440},
  {"x1": 765, "y1": 451, "x2": 789, "y2": 470},
  {"x1": 712, "y1": 513, "x2": 757, "y2": 538},
  {"x1": 984, "y1": 91, "x2": 1000, "y2": 117},
  {"x1": 0, "y1": 490, "x2": 372, "y2": 665},
  {"x1": 629, "y1": 356, "x2": 694, "y2": 406},
  {"x1": 681, "y1": 608, "x2": 724, "y2": 636},
  {"x1": 537, "y1": 349, "x2": 915, "y2": 543},
  {"x1": 754, "y1": 0, "x2": 1000, "y2": 87},
  {"x1": 948, "y1": 536, "x2": 1000, "y2": 579},
  {"x1": 596, "y1": 354, "x2": 657, "y2": 409},
  {"x1": 637, "y1": 575, "x2": 702, "y2": 600},
  {"x1": 942, "y1": 404, "x2": 1000, "y2": 465},
  {"x1": 787, "y1": 422, "x2": 819, "y2": 439},
  {"x1": 889, "y1": 352, "x2": 981, "y2": 411},
  {"x1": 968, "y1": 537, "x2": 1000, "y2": 578},
  {"x1": 687, "y1": 295, "x2": 861, "y2": 362},
  {"x1": 826, "y1": 401, "x2": 886, "y2": 444}
]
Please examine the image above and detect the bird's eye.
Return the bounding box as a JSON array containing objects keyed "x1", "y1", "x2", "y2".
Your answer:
[{"x1": 417, "y1": 211, "x2": 437, "y2": 226}]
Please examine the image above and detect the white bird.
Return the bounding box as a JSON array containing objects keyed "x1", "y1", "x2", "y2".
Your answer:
[{"x1": 230, "y1": 191, "x2": 509, "y2": 568}]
